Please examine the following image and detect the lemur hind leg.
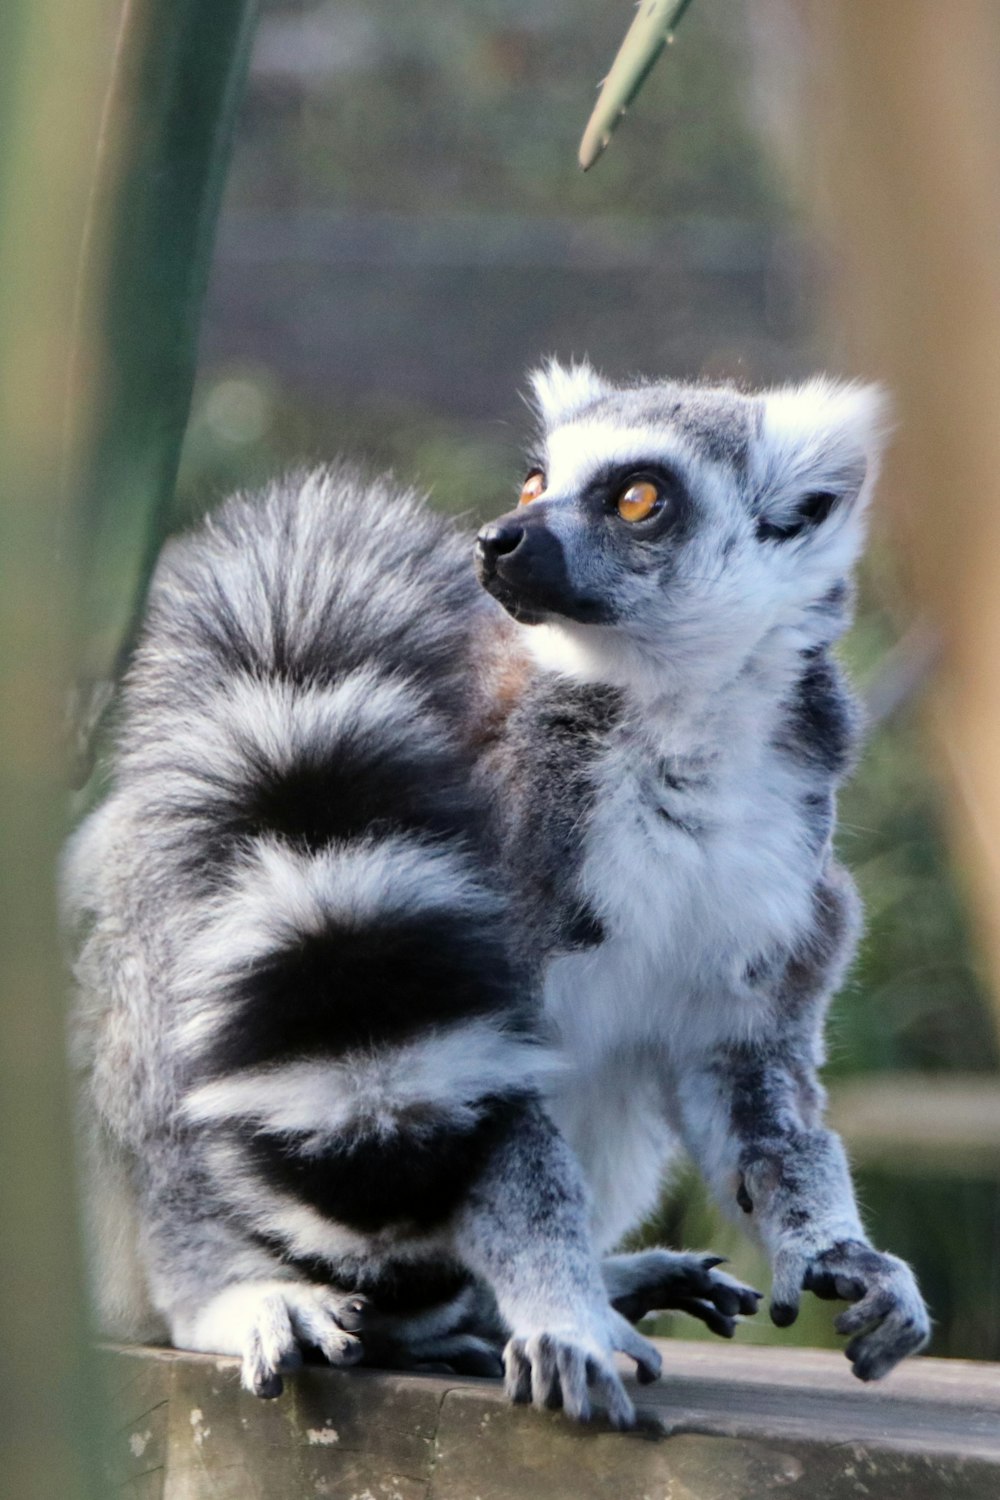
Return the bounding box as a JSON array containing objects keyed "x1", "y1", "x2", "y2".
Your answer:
[
  {"x1": 183, "y1": 1281, "x2": 368, "y2": 1398},
  {"x1": 135, "y1": 1146, "x2": 371, "y2": 1399},
  {"x1": 351, "y1": 1275, "x2": 507, "y2": 1378},
  {"x1": 603, "y1": 1249, "x2": 763, "y2": 1338},
  {"x1": 364, "y1": 1329, "x2": 505, "y2": 1378}
]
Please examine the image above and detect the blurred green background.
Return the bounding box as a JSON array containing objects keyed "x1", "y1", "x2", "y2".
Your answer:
[{"x1": 127, "y1": 0, "x2": 1000, "y2": 1362}]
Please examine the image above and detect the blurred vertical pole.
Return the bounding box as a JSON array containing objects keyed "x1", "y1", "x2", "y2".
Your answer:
[
  {"x1": 0, "y1": 0, "x2": 115, "y2": 1494},
  {"x1": 1, "y1": 0, "x2": 262, "y2": 1492},
  {"x1": 808, "y1": 1, "x2": 1000, "y2": 1041}
]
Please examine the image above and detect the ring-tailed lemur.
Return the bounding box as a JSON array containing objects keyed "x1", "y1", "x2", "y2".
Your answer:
[{"x1": 64, "y1": 362, "x2": 930, "y2": 1428}]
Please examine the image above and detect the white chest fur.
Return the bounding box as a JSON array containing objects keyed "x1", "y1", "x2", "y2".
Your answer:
[
  {"x1": 549, "y1": 721, "x2": 820, "y2": 1045},
  {"x1": 540, "y1": 699, "x2": 826, "y2": 1245}
]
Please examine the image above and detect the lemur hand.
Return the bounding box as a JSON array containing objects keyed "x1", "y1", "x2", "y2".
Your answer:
[
  {"x1": 770, "y1": 1238, "x2": 930, "y2": 1380},
  {"x1": 606, "y1": 1249, "x2": 762, "y2": 1338},
  {"x1": 504, "y1": 1309, "x2": 661, "y2": 1428}
]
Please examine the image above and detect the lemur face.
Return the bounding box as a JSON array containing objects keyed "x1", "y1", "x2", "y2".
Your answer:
[{"x1": 475, "y1": 361, "x2": 887, "y2": 679}]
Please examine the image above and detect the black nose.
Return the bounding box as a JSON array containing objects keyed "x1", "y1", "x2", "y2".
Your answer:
[{"x1": 475, "y1": 519, "x2": 524, "y2": 574}]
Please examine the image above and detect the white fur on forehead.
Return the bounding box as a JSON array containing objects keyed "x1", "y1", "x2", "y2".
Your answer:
[
  {"x1": 755, "y1": 377, "x2": 891, "y2": 514},
  {"x1": 529, "y1": 359, "x2": 610, "y2": 426}
]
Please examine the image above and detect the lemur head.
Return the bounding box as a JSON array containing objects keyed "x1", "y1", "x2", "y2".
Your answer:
[{"x1": 475, "y1": 360, "x2": 888, "y2": 691}]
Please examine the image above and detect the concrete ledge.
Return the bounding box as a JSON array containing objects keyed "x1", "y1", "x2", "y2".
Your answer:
[{"x1": 102, "y1": 1339, "x2": 1000, "y2": 1499}]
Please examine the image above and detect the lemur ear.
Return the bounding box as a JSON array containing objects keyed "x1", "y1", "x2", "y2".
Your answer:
[
  {"x1": 528, "y1": 358, "x2": 609, "y2": 427},
  {"x1": 753, "y1": 379, "x2": 891, "y2": 543}
]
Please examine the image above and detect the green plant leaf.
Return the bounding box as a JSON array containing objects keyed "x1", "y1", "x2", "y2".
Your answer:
[
  {"x1": 66, "y1": 0, "x2": 261, "y2": 784},
  {"x1": 579, "y1": 0, "x2": 696, "y2": 171}
]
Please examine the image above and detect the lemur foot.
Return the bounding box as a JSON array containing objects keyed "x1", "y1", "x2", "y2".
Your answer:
[
  {"x1": 367, "y1": 1331, "x2": 505, "y2": 1379},
  {"x1": 770, "y1": 1238, "x2": 930, "y2": 1380},
  {"x1": 504, "y1": 1310, "x2": 661, "y2": 1429},
  {"x1": 603, "y1": 1249, "x2": 763, "y2": 1338},
  {"x1": 179, "y1": 1281, "x2": 368, "y2": 1398}
]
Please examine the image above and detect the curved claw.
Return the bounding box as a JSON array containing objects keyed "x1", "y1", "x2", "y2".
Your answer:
[{"x1": 252, "y1": 1369, "x2": 284, "y2": 1400}]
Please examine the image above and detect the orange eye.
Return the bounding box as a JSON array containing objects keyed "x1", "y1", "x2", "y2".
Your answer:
[
  {"x1": 519, "y1": 470, "x2": 546, "y2": 505},
  {"x1": 616, "y1": 479, "x2": 660, "y2": 522}
]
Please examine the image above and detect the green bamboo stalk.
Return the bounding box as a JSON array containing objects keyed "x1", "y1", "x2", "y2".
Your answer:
[
  {"x1": 579, "y1": 0, "x2": 696, "y2": 171},
  {"x1": 68, "y1": 0, "x2": 261, "y2": 783}
]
